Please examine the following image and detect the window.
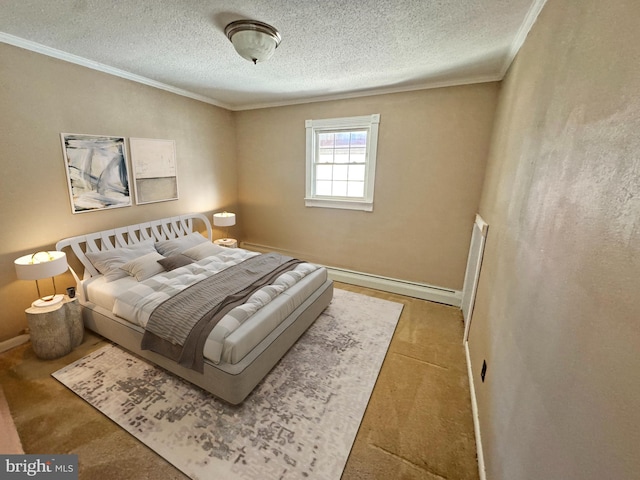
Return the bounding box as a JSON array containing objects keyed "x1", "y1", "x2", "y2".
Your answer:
[{"x1": 305, "y1": 114, "x2": 380, "y2": 211}]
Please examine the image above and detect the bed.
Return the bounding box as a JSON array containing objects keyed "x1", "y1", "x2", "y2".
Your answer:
[{"x1": 55, "y1": 213, "x2": 333, "y2": 404}]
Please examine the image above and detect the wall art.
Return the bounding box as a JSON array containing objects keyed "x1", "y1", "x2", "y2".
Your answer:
[
  {"x1": 61, "y1": 133, "x2": 131, "y2": 214},
  {"x1": 129, "y1": 138, "x2": 178, "y2": 204}
]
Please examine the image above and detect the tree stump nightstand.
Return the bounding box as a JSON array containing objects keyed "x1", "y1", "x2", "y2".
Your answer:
[{"x1": 25, "y1": 296, "x2": 83, "y2": 359}]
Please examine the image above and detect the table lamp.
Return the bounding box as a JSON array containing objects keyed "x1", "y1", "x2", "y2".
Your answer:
[
  {"x1": 15, "y1": 251, "x2": 69, "y2": 307},
  {"x1": 213, "y1": 212, "x2": 236, "y2": 239},
  {"x1": 213, "y1": 212, "x2": 237, "y2": 248}
]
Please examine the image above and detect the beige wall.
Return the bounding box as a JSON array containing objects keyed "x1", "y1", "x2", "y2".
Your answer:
[
  {"x1": 469, "y1": 0, "x2": 640, "y2": 478},
  {"x1": 0, "y1": 43, "x2": 238, "y2": 342},
  {"x1": 235, "y1": 85, "x2": 499, "y2": 289}
]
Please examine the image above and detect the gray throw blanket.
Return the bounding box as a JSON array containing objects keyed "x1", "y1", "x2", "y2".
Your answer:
[{"x1": 141, "y1": 253, "x2": 303, "y2": 372}]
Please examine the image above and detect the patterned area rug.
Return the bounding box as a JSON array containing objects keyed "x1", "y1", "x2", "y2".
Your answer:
[{"x1": 53, "y1": 289, "x2": 403, "y2": 480}]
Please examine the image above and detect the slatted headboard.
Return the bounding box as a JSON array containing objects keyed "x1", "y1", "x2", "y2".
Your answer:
[{"x1": 56, "y1": 213, "x2": 212, "y2": 284}]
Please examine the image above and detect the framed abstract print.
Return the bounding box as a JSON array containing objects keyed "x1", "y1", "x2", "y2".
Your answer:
[{"x1": 61, "y1": 133, "x2": 131, "y2": 214}]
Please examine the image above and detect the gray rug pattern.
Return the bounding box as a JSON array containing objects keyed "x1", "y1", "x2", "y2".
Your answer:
[{"x1": 53, "y1": 289, "x2": 403, "y2": 480}]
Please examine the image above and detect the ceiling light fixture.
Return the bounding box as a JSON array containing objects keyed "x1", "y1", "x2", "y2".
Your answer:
[{"x1": 224, "y1": 19, "x2": 281, "y2": 64}]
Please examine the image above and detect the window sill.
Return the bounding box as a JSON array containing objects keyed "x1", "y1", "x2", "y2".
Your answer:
[{"x1": 304, "y1": 198, "x2": 373, "y2": 212}]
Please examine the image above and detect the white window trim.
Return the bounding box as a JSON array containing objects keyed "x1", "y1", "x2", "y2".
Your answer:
[{"x1": 305, "y1": 114, "x2": 380, "y2": 212}]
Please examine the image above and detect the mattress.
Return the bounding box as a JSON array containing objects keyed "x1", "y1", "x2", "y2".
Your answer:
[
  {"x1": 84, "y1": 255, "x2": 328, "y2": 365},
  {"x1": 84, "y1": 275, "x2": 138, "y2": 311}
]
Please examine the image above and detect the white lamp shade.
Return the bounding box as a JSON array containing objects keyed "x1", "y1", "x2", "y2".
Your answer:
[
  {"x1": 15, "y1": 251, "x2": 68, "y2": 280},
  {"x1": 213, "y1": 212, "x2": 236, "y2": 228},
  {"x1": 231, "y1": 30, "x2": 278, "y2": 63}
]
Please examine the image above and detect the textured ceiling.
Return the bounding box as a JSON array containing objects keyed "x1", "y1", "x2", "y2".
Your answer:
[{"x1": 0, "y1": 0, "x2": 546, "y2": 110}]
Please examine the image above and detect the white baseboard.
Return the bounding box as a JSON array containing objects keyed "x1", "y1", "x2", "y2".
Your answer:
[
  {"x1": 465, "y1": 341, "x2": 487, "y2": 480},
  {"x1": 326, "y1": 267, "x2": 462, "y2": 306},
  {"x1": 0, "y1": 334, "x2": 30, "y2": 354},
  {"x1": 240, "y1": 242, "x2": 462, "y2": 307}
]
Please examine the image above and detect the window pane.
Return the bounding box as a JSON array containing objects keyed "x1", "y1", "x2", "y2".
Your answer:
[
  {"x1": 350, "y1": 131, "x2": 367, "y2": 146},
  {"x1": 347, "y1": 181, "x2": 364, "y2": 197},
  {"x1": 335, "y1": 132, "x2": 350, "y2": 147},
  {"x1": 335, "y1": 148, "x2": 349, "y2": 163},
  {"x1": 316, "y1": 164, "x2": 333, "y2": 180},
  {"x1": 316, "y1": 180, "x2": 332, "y2": 196},
  {"x1": 350, "y1": 147, "x2": 366, "y2": 163},
  {"x1": 333, "y1": 181, "x2": 348, "y2": 196},
  {"x1": 349, "y1": 164, "x2": 365, "y2": 181},
  {"x1": 334, "y1": 165, "x2": 348, "y2": 181},
  {"x1": 318, "y1": 149, "x2": 333, "y2": 163},
  {"x1": 318, "y1": 133, "x2": 334, "y2": 148}
]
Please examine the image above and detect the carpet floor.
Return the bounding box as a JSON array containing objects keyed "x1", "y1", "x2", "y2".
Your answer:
[
  {"x1": 0, "y1": 284, "x2": 479, "y2": 480},
  {"x1": 52, "y1": 289, "x2": 402, "y2": 480},
  {"x1": 0, "y1": 384, "x2": 23, "y2": 454}
]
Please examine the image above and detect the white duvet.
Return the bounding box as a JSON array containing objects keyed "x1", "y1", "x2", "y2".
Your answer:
[{"x1": 111, "y1": 248, "x2": 320, "y2": 364}]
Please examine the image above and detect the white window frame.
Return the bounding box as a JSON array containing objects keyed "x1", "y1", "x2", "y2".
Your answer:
[{"x1": 305, "y1": 114, "x2": 380, "y2": 212}]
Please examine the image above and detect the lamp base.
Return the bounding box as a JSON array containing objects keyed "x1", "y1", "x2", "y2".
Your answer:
[{"x1": 32, "y1": 294, "x2": 64, "y2": 308}]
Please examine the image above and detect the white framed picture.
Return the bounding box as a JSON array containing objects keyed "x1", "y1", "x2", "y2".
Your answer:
[
  {"x1": 129, "y1": 138, "x2": 178, "y2": 204},
  {"x1": 60, "y1": 133, "x2": 132, "y2": 214}
]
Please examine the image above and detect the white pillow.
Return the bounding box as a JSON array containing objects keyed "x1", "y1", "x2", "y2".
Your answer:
[
  {"x1": 85, "y1": 240, "x2": 156, "y2": 282},
  {"x1": 154, "y1": 232, "x2": 207, "y2": 256},
  {"x1": 181, "y1": 242, "x2": 226, "y2": 261},
  {"x1": 120, "y1": 251, "x2": 166, "y2": 281}
]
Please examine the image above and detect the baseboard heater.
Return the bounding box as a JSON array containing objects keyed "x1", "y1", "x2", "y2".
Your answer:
[{"x1": 241, "y1": 242, "x2": 462, "y2": 307}]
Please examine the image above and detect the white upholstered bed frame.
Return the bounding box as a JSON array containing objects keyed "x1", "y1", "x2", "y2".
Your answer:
[{"x1": 55, "y1": 213, "x2": 334, "y2": 404}]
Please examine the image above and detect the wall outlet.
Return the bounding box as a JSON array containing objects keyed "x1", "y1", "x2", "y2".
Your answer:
[{"x1": 481, "y1": 360, "x2": 487, "y2": 382}]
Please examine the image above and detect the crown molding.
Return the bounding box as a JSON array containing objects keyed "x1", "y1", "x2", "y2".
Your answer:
[
  {"x1": 230, "y1": 74, "x2": 503, "y2": 111},
  {"x1": 0, "y1": 32, "x2": 232, "y2": 110}
]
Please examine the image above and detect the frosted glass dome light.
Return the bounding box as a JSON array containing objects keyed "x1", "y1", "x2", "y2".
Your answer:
[{"x1": 225, "y1": 20, "x2": 282, "y2": 64}]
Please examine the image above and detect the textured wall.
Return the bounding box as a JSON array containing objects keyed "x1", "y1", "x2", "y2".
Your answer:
[
  {"x1": 235, "y1": 85, "x2": 499, "y2": 290},
  {"x1": 469, "y1": 0, "x2": 640, "y2": 478},
  {"x1": 0, "y1": 44, "x2": 238, "y2": 342}
]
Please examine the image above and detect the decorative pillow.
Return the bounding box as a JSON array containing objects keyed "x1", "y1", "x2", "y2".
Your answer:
[
  {"x1": 157, "y1": 254, "x2": 195, "y2": 272},
  {"x1": 181, "y1": 242, "x2": 226, "y2": 261},
  {"x1": 154, "y1": 232, "x2": 207, "y2": 256},
  {"x1": 120, "y1": 251, "x2": 166, "y2": 281},
  {"x1": 85, "y1": 240, "x2": 156, "y2": 282}
]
